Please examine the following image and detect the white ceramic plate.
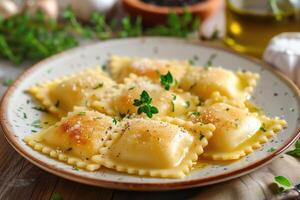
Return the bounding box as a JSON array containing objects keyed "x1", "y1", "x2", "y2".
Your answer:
[{"x1": 1, "y1": 38, "x2": 299, "y2": 190}]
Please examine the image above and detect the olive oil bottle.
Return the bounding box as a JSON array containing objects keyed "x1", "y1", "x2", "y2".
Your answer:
[{"x1": 225, "y1": 0, "x2": 300, "y2": 57}]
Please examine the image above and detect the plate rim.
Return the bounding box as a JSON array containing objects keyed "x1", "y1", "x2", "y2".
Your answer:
[{"x1": 1, "y1": 37, "x2": 300, "y2": 191}]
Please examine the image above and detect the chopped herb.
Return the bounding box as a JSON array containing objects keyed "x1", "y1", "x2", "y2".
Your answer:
[
  {"x1": 51, "y1": 192, "x2": 63, "y2": 200},
  {"x1": 102, "y1": 64, "x2": 107, "y2": 70},
  {"x1": 26, "y1": 100, "x2": 30, "y2": 104},
  {"x1": 160, "y1": 71, "x2": 173, "y2": 90},
  {"x1": 31, "y1": 130, "x2": 37, "y2": 133},
  {"x1": 93, "y1": 83, "x2": 103, "y2": 89},
  {"x1": 78, "y1": 111, "x2": 86, "y2": 116},
  {"x1": 204, "y1": 53, "x2": 217, "y2": 69},
  {"x1": 260, "y1": 125, "x2": 267, "y2": 132},
  {"x1": 189, "y1": 83, "x2": 197, "y2": 90},
  {"x1": 199, "y1": 134, "x2": 205, "y2": 140},
  {"x1": 2, "y1": 78, "x2": 13, "y2": 87},
  {"x1": 23, "y1": 112, "x2": 27, "y2": 119},
  {"x1": 268, "y1": 147, "x2": 276, "y2": 152},
  {"x1": 286, "y1": 140, "x2": 300, "y2": 158},
  {"x1": 188, "y1": 59, "x2": 195, "y2": 65},
  {"x1": 112, "y1": 118, "x2": 118, "y2": 125},
  {"x1": 55, "y1": 100, "x2": 60, "y2": 108},
  {"x1": 274, "y1": 175, "x2": 293, "y2": 193},
  {"x1": 128, "y1": 86, "x2": 135, "y2": 90},
  {"x1": 133, "y1": 90, "x2": 159, "y2": 118},
  {"x1": 172, "y1": 94, "x2": 177, "y2": 100},
  {"x1": 32, "y1": 106, "x2": 48, "y2": 113},
  {"x1": 171, "y1": 101, "x2": 175, "y2": 112},
  {"x1": 190, "y1": 111, "x2": 200, "y2": 116},
  {"x1": 31, "y1": 120, "x2": 42, "y2": 129},
  {"x1": 72, "y1": 166, "x2": 79, "y2": 171},
  {"x1": 66, "y1": 147, "x2": 72, "y2": 151},
  {"x1": 185, "y1": 101, "x2": 190, "y2": 108}
]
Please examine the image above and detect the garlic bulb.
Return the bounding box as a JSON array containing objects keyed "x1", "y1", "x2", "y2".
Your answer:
[
  {"x1": 70, "y1": 0, "x2": 118, "y2": 21},
  {"x1": 0, "y1": 0, "x2": 20, "y2": 18},
  {"x1": 26, "y1": 0, "x2": 59, "y2": 19},
  {"x1": 263, "y1": 33, "x2": 300, "y2": 87}
]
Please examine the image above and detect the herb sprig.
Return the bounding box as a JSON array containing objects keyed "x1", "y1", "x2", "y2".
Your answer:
[
  {"x1": 133, "y1": 90, "x2": 159, "y2": 118},
  {"x1": 286, "y1": 140, "x2": 300, "y2": 157},
  {"x1": 0, "y1": 8, "x2": 200, "y2": 64},
  {"x1": 160, "y1": 71, "x2": 173, "y2": 90}
]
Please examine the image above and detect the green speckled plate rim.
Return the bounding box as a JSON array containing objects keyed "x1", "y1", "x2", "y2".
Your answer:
[{"x1": 0, "y1": 37, "x2": 299, "y2": 191}]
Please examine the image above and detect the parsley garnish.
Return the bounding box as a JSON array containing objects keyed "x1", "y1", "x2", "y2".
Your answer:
[
  {"x1": 199, "y1": 134, "x2": 205, "y2": 140},
  {"x1": 267, "y1": 147, "x2": 276, "y2": 152},
  {"x1": 128, "y1": 86, "x2": 135, "y2": 90},
  {"x1": 78, "y1": 111, "x2": 86, "y2": 116},
  {"x1": 190, "y1": 111, "x2": 200, "y2": 116},
  {"x1": 93, "y1": 83, "x2": 103, "y2": 89},
  {"x1": 112, "y1": 118, "x2": 118, "y2": 125},
  {"x1": 51, "y1": 192, "x2": 63, "y2": 200},
  {"x1": 31, "y1": 120, "x2": 42, "y2": 129},
  {"x1": 160, "y1": 71, "x2": 173, "y2": 90},
  {"x1": 204, "y1": 53, "x2": 217, "y2": 69},
  {"x1": 286, "y1": 140, "x2": 300, "y2": 157},
  {"x1": 274, "y1": 176, "x2": 293, "y2": 193},
  {"x1": 260, "y1": 125, "x2": 267, "y2": 132},
  {"x1": 32, "y1": 106, "x2": 48, "y2": 113},
  {"x1": 2, "y1": 78, "x2": 13, "y2": 87},
  {"x1": 185, "y1": 101, "x2": 190, "y2": 108},
  {"x1": 133, "y1": 90, "x2": 158, "y2": 118},
  {"x1": 23, "y1": 112, "x2": 27, "y2": 119}
]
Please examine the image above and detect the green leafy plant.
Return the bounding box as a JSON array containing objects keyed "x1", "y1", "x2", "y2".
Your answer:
[
  {"x1": 274, "y1": 176, "x2": 293, "y2": 193},
  {"x1": 0, "y1": 8, "x2": 200, "y2": 64},
  {"x1": 146, "y1": 9, "x2": 200, "y2": 37},
  {"x1": 133, "y1": 90, "x2": 159, "y2": 118},
  {"x1": 0, "y1": 11, "x2": 78, "y2": 64},
  {"x1": 286, "y1": 140, "x2": 300, "y2": 157}
]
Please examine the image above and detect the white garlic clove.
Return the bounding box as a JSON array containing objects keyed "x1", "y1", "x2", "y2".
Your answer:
[
  {"x1": 0, "y1": 0, "x2": 20, "y2": 18},
  {"x1": 263, "y1": 33, "x2": 300, "y2": 87},
  {"x1": 70, "y1": 0, "x2": 118, "y2": 21},
  {"x1": 26, "y1": 0, "x2": 59, "y2": 19}
]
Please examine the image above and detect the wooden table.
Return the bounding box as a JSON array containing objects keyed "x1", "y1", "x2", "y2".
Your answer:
[{"x1": 0, "y1": 2, "x2": 300, "y2": 200}]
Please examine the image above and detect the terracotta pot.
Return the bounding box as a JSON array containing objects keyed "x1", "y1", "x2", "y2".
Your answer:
[{"x1": 122, "y1": 0, "x2": 223, "y2": 26}]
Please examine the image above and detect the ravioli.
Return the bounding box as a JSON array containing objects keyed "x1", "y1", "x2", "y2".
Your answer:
[
  {"x1": 92, "y1": 74, "x2": 199, "y2": 118},
  {"x1": 190, "y1": 103, "x2": 286, "y2": 160},
  {"x1": 179, "y1": 67, "x2": 259, "y2": 102},
  {"x1": 108, "y1": 55, "x2": 189, "y2": 83},
  {"x1": 24, "y1": 107, "x2": 113, "y2": 171},
  {"x1": 91, "y1": 117, "x2": 215, "y2": 178},
  {"x1": 27, "y1": 67, "x2": 116, "y2": 117}
]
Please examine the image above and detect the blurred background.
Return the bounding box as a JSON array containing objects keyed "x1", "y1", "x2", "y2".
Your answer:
[{"x1": 0, "y1": 0, "x2": 299, "y2": 64}]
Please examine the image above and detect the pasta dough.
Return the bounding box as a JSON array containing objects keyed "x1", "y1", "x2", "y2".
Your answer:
[
  {"x1": 190, "y1": 103, "x2": 286, "y2": 160},
  {"x1": 92, "y1": 117, "x2": 215, "y2": 178},
  {"x1": 108, "y1": 55, "x2": 189, "y2": 83},
  {"x1": 24, "y1": 107, "x2": 113, "y2": 171},
  {"x1": 92, "y1": 74, "x2": 199, "y2": 118},
  {"x1": 179, "y1": 67, "x2": 259, "y2": 101},
  {"x1": 27, "y1": 67, "x2": 116, "y2": 116}
]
